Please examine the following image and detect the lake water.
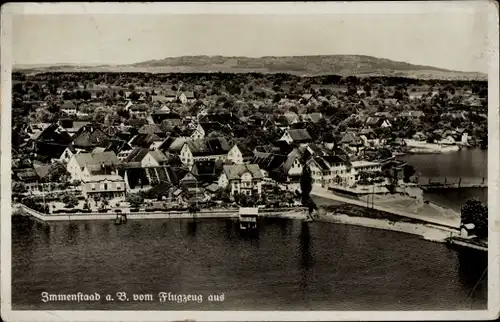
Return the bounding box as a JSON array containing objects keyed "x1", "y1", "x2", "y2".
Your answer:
[
  {"x1": 12, "y1": 216, "x2": 487, "y2": 311},
  {"x1": 397, "y1": 149, "x2": 488, "y2": 212}
]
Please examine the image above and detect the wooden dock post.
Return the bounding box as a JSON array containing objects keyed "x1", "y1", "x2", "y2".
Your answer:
[
  {"x1": 444, "y1": 177, "x2": 447, "y2": 185},
  {"x1": 428, "y1": 178, "x2": 431, "y2": 185},
  {"x1": 458, "y1": 177, "x2": 461, "y2": 189},
  {"x1": 482, "y1": 177, "x2": 485, "y2": 185}
]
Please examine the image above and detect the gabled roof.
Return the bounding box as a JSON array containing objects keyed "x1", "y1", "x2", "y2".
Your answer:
[
  {"x1": 105, "y1": 139, "x2": 132, "y2": 154},
  {"x1": 222, "y1": 164, "x2": 263, "y2": 181},
  {"x1": 280, "y1": 149, "x2": 303, "y2": 174},
  {"x1": 285, "y1": 129, "x2": 312, "y2": 143},
  {"x1": 151, "y1": 95, "x2": 168, "y2": 103},
  {"x1": 251, "y1": 154, "x2": 287, "y2": 172},
  {"x1": 185, "y1": 137, "x2": 231, "y2": 156},
  {"x1": 72, "y1": 124, "x2": 110, "y2": 149},
  {"x1": 138, "y1": 124, "x2": 164, "y2": 136},
  {"x1": 191, "y1": 160, "x2": 224, "y2": 183},
  {"x1": 129, "y1": 133, "x2": 162, "y2": 148},
  {"x1": 181, "y1": 91, "x2": 195, "y2": 99},
  {"x1": 340, "y1": 132, "x2": 363, "y2": 145},
  {"x1": 124, "y1": 147, "x2": 149, "y2": 163},
  {"x1": 62, "y1": 101, "x2": 77, "y2": 109},
  {"x1": 74, "y1": 151, "x2": 120, "y2": 169}
]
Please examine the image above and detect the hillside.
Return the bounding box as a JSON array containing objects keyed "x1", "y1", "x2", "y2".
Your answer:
[{"x1": 14, "y1": 55, "x2": 487, "y2": 80}]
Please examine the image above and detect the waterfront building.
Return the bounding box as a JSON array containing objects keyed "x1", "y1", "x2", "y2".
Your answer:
[
  {"x1": 82, "y1": 174, "x2": 126, "y2": 200},
  {"x1": 218, "y1": 164, "x2": 264, "y2": 197},
  {"x1": 66, "y1": 151, "x2": 121, "y2": 182}
]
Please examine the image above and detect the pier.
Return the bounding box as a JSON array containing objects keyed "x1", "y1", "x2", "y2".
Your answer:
[{"x1": 416, "y1": 177, "x2": 487, "y2": 190}]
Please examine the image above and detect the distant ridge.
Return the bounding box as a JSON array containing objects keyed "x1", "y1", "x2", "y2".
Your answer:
[{"x1": 14, "y1": 54, "x2": 487, "y2": 81}]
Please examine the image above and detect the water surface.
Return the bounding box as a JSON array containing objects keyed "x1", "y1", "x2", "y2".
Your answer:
[{"x1": 12, "y1": 216, "x2": 487, "y2": 311}]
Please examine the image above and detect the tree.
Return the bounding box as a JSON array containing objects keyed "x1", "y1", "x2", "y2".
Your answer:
[
  {"x1": 461, "y1": 199, "x2": 488, "y2": 238},
  {"x1": 126, "y1": 193, "x2": 144, "y2": 208},
  {"x1": 128, "y1": 91, "x2": 141, "y2": 101},
  {"x1": 62, "y1": 194, "x2": 79, "y2": 208},
  {"x1": 402, "y1": 164, "x2": 416, "y2": 183},
  {"x1": 300, "y1": 164, "x2": 313, "y2": 210},
  {"x1": 384, "y1": 169, "x2": 398, "y2": 194}
]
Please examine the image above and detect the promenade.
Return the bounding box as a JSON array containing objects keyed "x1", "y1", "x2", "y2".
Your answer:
[{"x1": 311, "y1": 186, "x2": 461, "y2": 228}]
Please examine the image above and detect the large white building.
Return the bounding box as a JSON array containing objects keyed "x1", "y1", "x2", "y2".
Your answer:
[
  {"x1": 218, "y1": 164, "x2": 263, "y2": 197},
  {"x1": 66, "y1": 151, "x2": 121, "y2": 182}
]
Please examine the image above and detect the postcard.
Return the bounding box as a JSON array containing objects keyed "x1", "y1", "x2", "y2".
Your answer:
[{"x1": 1, "y1": 2, "x2": 499, "y2": 321}]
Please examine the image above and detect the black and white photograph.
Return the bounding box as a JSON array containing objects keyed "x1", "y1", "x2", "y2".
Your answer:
[{"x1": 1, "y1": 2, "x2": 499, "y2": 321}]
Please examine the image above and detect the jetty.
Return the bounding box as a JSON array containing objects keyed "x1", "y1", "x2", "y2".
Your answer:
[{"x1": 416, "y1": 177, "x2": 487, "y2": 190}]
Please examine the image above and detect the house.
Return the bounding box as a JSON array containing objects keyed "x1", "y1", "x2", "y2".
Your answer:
[
  {"x1": 228, "y1": 144, "x2": 253, "y2": 164},
  {"x1": 218, "y1": 164, "x2": 264, "y2": 197},
  {"x1": 184, "y1": 123, "x2": 206, "y2": 140},
  {"x1": 227, "y1": 145, "x2": 246, "y2": 165},
  {"x1": 151, "y1": 95, "x2": 169, "y2": 104},
  {"x1": 279, "y1": 149, "x2": 304, "y2": 182},
  {"x1": 179, "y1": 137, "x2": 232, "y2": 168},
  {"x1": 72, "y1": 123, "x2": 111, "y2": 151},
  {"x1": 138, "y1": 124, "x2": 166, "y2": 138},
  {"x1": 460, "y1": 223, "x2": 476, "y2": 238},
  {"x1": 276, "y1": 112, "x2": 300, "y2": 128},
  {"x1": 81, "y1": 175, "x2": 126, "y2": 200},
  {"x1": 58, "y1": 119, "x2": 90, "y2": 137},
  {"x1": 178, "y1": 91, "x2": 195, "y2": 104},
  {"x1": 105, "y1": 139, "x2": 134, "y2": 161},
  {"x1": 66, "y1": 151, "x2": 121, "y2": 182},
  {"x1": 163, "y1": 90, "x2": 178, "y2": 102},
  {"x1": 359, "y1": 128, "x2": 383, "y2": 147},
  {"x1": 374, "y1": 111, "x2": 393, "y2": 119},
  {"x1": 120, "y1": 165, "x2": 188, "y2": 193},
  {"x1": 12, "y1": 167, "x2": 42, "y2": 193},
  {"x1": 151, "y1": 108, "x2": 181, "y2": 125},
  {"x1": 345, "y1": 161, "x2": 382, "y2": 187},
  {"x1": 301, "y1": 93, "x2": 314, "y2": 103},
  {"x1": 398, "y1": 111, "x2": 425, "y2": 119},
  {"x1": 59, "y1": 144, "x2": 85, "y2": 164},
  {"x1": 279, "y1": 129, "x2": 312, "y2": 145},
  {"x1": 129, "y1": 104, "x2": 149, "y2": 119},
  {"x1": 129, "y1": 133, "x2": 162, "y2": 148},
  {"x1": 142, "y1": 150, "x2": 181, "y2": 167},
  {"x1": 365, "y1": 117, "x2": 391, "y2": 128},
  {"x1": 251, "y1": 154, "x2": 287, "y2": 180},
  {"x1": 300, "y1": 112, "x2": 323, "y2": 123},
  {"x1": 61, "y1": 101, "x2": 77, "y2": 116},
  {"x1": 339, "y1": 132, "x2": 364, "y2": 151},
  {"x1": 191, "y1": 160, "x2": 224, "y2": 184},
  {"x1": 30, "y1": 123, "x2": 74, "y2": 162}
]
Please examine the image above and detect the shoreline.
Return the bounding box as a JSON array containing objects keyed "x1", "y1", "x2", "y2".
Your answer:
[{"x1": 14, "y1": 203, "x2": 463, "y2": 245}]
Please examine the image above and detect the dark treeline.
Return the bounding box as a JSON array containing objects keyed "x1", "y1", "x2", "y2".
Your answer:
[{"x1": 12, "y1": 71, "x2": 487, "y2": 90}]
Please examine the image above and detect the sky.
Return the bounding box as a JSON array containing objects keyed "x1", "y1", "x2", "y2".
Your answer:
[{"x1": 11, "y1": 5, "x2": 491, "y2": 73}]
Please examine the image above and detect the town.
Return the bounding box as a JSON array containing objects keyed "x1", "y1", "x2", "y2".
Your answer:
[{"x1": 11, "y1": 72, "x2": 487, "y2": 226}]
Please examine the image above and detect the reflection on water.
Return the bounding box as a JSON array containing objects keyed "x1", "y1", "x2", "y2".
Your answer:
[{"x1": 12, "y1": 216, "x2": 487, "y2": 311}]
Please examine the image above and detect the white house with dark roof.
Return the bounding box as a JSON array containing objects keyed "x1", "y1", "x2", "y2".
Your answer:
[
  {"x1": 66, "y1": 151, "x2": 121, "y2": 182},
  {"x1": 179, "y1": 138, "x2": 232, "y2": 168},
  {"x1": 178, "y1": 91, "x2": 195, "y2": 104},
  {"x1": 82, "y1": 174, "x2": 126, "y2": 200},
  {"x1": 61, "y1": 101, "x2": 77, "y2": 116},
  {"x1": 278, "y1": 128, "x2": 312, "y2": 145},
  {"x1": 218, "y1": 164, "x2": 264, "y2": 197}
]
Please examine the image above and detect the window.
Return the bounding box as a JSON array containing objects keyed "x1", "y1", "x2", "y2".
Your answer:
[{"x1": 104, "y1": 183, "x2": 108, "y2": 190}]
